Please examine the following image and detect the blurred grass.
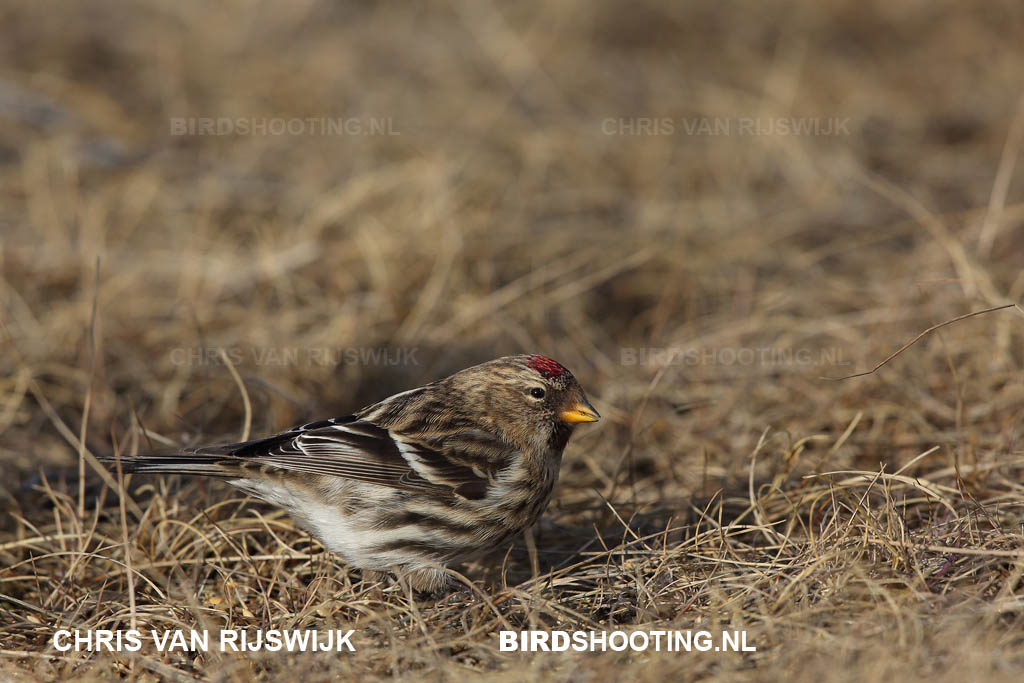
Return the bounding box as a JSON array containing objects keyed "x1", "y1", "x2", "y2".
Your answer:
[{"x1": 1, "y1": 0, "x2": 1023, "y2": 680}]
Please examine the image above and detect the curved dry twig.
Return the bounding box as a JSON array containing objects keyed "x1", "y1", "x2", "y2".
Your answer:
[{"x1": 822, "y1": 303, "x2": 1022, "y2": 380}]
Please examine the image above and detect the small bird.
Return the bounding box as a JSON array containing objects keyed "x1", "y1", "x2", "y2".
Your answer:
[{"x1": 104, "y1": 355, "x2": 599, "y2": 592}]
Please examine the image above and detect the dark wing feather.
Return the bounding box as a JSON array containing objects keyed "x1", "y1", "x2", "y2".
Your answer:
[{"x1": 107, "y1": 415, "x2": 492, "y2": 500}]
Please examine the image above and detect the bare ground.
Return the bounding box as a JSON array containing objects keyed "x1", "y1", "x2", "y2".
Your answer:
[{"x1": 1, "y1": 1, "x2": 1023, "y2": 680}]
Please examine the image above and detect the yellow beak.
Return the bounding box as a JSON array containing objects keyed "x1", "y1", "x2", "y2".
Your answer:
[{"x1": 560, "y1": 400, "x2": 600, "y2": 424}]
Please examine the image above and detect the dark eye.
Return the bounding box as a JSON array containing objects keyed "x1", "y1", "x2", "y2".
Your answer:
[{"x1": 529, "y1": 387, "x2": 546, "y2": 399}]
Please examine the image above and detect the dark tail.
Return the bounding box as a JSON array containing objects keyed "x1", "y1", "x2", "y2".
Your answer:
[
  {"x1": 98, "y1": 452, "x2": 236, "y2": 478},
  {"x1": 99, "y1": 425, "x2": 316, "y2": 478}
]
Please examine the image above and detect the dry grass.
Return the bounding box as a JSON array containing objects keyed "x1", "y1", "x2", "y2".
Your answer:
[{"x1": 2, "y1": 0, "x2": 1024, "y2": 680}]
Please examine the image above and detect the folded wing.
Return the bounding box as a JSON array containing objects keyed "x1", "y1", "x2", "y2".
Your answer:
[{"x1": 104, "y1": 415, "x2": 493, "y2": 500}]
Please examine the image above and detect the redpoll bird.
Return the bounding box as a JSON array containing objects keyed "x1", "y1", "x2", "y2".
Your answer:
[{"x1": 104, "y1": 355, "x2": 599, "y2": 592}]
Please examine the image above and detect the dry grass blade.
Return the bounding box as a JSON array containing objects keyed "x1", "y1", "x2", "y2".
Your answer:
[
  {"x1": 3, "y1": 2, "x2": 1024, "y2": 681},
  {"x1": 822, "y1": 303, "x2": 1022, "y2": 380}
]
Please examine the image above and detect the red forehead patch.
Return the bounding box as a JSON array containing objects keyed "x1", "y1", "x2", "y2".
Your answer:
[{"x1": 528, "y1": 355, "x2": 566, "y2": 378}]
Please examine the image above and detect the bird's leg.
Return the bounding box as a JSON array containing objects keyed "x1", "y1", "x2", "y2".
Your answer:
[
  {"x1": 356, "y1": 569, "x2": 395, "y2": 601},
  {"x1": 361, "y1": 569, "x2": 390, "y2": 586},
  {"x1": 402, "y1": 567, "x2": 450, "y2": 594},
  {"x1": 404, "y1": 568, "x2": 478, "y2": 605},
  {"x1": 370, "y1": 567, "x2": 453, "y2": 599}
]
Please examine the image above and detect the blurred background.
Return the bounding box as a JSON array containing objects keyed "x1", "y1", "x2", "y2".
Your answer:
[
  {"x1": 2, "y1": 0, "x2": 1022, "y2": 501},
  {"x1": 2, "y1": 1, "x2": 1024, "y2": 679}
]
